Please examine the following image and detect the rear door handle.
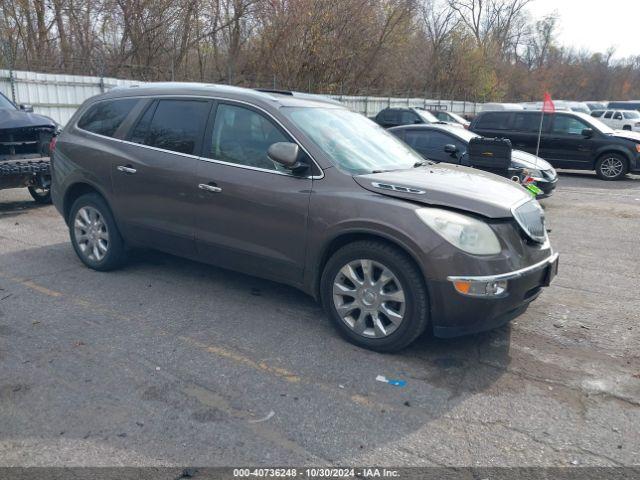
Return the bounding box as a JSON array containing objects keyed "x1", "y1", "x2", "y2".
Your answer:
[
  {"x1": 117, "y1": 165, "x2": 137, "y2": 174},
  {"x1": 198, "y1": 183, "x2": 222, "y2": 193}
]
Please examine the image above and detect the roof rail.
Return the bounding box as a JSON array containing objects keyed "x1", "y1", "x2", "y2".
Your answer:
[{"x1": 254, "y1": 88, "x2": 293, "y2": 96}]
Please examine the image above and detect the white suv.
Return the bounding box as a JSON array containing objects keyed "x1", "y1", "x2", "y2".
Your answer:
[{"x1": 591, "y1": 109, "x2": 640, "y2": 132}]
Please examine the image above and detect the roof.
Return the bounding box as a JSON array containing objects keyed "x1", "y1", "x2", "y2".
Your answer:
[{"x1": 101, "y1": 82, "x2": 344, "y2": 110}]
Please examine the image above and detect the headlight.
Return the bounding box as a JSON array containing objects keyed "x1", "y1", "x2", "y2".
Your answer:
[
  {"x1": 522, "y1": 168, "x2": 544, "y2": 180},
  {"x1": 416, "y1": 208, "x2": 501, "y2": 255}
]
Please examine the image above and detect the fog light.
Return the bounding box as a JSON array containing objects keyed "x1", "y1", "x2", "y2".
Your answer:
[{"x1": 452, "y1": 279, "x2": 507, "y2": 297}]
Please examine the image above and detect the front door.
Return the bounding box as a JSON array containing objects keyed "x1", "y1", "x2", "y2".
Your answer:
[
  {"x1": 111, "y1": 98, "x2": 212, "y2": 255},
  {"x1": 193, "y1": 101, "x2": 313, "y2": 285},
  {"x1": 545, "y1": 114, "x2": 595, "y2": 168}
]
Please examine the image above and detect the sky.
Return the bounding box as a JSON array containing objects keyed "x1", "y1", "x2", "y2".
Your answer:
[{"x1": 527, "y1": 0, "x2": 640, "y2": 59}]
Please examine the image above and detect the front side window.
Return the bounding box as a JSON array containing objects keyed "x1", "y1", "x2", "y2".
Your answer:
[
  {"x1": 404, "y1": 130, "x2": 432, "y2": 150},
  {"x1": 613, "y1": 112, "x2": 623, "y2": 120},
  {"x1": 399, "y1": 111, "x2": 419, "y2": 124},
  {"x1": 77, "y1": 99, "x2": 138, "y2": 137},
  {"x1": 282, "y1": 107, "x2": 424, "y2": 174},
  {"x1": 130, "y1": 99, "x2": 210, "y2": 155},
  {"x1": 207, "y1": 103, "x2": 288, "y2": 170},
  {"x1": 551, "y1": 115, "x2": 589, "y2": 135}
]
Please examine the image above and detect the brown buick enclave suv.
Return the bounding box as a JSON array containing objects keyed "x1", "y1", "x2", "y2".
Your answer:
[{"x1": 51, "y1": 83, "x2": 558, "y2": 352}]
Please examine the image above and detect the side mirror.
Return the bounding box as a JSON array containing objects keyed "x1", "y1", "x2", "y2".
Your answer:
[
  {"x1": 581, "y1": 128, "x2": 594, "y2": 138},
  {"x1": 267, "y1": 142, "x2": 306, "y2": 172},
  {"x1": 19, "y1": 104, "x2": 34, "y2": 113},
  {"x1": 413, "y1": 119, "x2": 422, "y2": 124},
  {"x1": 444, "y1": 144, "x2": 458, "y2": 154}
]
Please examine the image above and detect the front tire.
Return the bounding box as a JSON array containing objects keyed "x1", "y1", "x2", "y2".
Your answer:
[
  {"x1": 69, "y1": 193, "x2": 127, "y2": 271},
  {"x1": 321, "y1": 240, "x2": 429, "y2": 352},
  {"x1": 28, "y1": 185, "x2": 51, "y2": 204},
  {"x1": 595, "y1": 153, "x2": 627, "y2": 180}
]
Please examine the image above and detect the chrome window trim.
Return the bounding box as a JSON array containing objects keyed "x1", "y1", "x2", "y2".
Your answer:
[
  {"x1": 74, "y1": 94, "x2": 325, "y2": 180},
  {"x1": 447, "y1": 252, "x2": 558, "y2": 283}
]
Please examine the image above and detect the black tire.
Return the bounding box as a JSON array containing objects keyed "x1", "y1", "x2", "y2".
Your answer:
[
  {"x1": 595, "y1": 153, "x2": 628, "y2": 180},
  {"x1": 320, "y1": 240, "x2": 429, "y2": 352},
  {"x1": 27, "y1": 186, "x2": 52, "y2": 204},
  {"x1": 68, "y1": 192, "x2": 127, "y2": 271}
]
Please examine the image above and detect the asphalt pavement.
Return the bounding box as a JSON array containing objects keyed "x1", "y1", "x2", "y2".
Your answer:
[{"x1": 0, "y1": 171, "x2": 639, "y2": 467}]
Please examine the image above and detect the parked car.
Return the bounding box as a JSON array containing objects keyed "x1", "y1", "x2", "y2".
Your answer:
[
  {"x1": 372, "y1": 107, "x2": 461, "y2": 129},
  {"x1": 428, "y1": 110, "x2": 471, "y2": 128},
  {"x1": 388, "y1": 124, "x2": 557, "y2": 197},
  {"x1": 521, "y1": 101, "x2": 591, "y2": 114},
  {"x1": 590, "y1": 109, "x2": 640, "y2": 132},
  {"x1": 480, "y1": 103, "x2": 524, "y2": 112},
  {"x1": 0, "y1": 91, "x2": 58, "y2": 203},
  {"x1": 585, "y1": 102, "x2": 607, "y2": 111},
  {"x1": 52, "y1": 83, "x2": 558, "y2": 352},
  {"x1": 470, "y1": 110, "x2": 640, "y2": 180},
  {"x1": 608, "y1": 101, "x2": 640, "y2": 111}
]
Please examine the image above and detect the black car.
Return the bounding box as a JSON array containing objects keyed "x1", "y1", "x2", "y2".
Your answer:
[
  {"x1": 389, "y1": 124, "x2": 558, "y2": 198},
  {"x1": 469, "y1": 110, "x2": 640, "y2": 180},
  {"x1": 0, "y1": 91, "x2": 58, "y2": 202},
  {"x1": 372, "y1": 107, "x2": 459, "y2": 129}
]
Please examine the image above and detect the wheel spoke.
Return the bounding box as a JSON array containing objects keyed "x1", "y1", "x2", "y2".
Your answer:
[
  {"x1": 340, "y1": 264, "x2": 363, "y2": 287},
  {"x1": 333, "y1": 282, "x2": 356, "y2": 296},
  {"x1": 371, "y1": 312, "x2": 387, "y2": 337},
  {"x1": 360, "y1": 259, "x2": 374, "y2": 285},
  {"x1": 353, "y1": 314, "x2": 368, "y2": 335},
  {"x1": 336, "y1": 301, "x2": 358, "y2": 317},
  {"x1": 379, "y1": 304, "x2": 403, "y2": 324},
  {"x1": 380, "y1": 289, "x2": 405, "y2": 303}
]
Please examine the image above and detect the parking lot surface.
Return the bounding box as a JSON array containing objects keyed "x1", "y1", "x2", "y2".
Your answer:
[{"x1": 0, "y1": 172, "x2": 639, "y2": 467}]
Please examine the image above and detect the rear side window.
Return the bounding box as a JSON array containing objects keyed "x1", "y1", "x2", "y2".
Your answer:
[
  {"x1": 405, "y1": 130, "x2": 432, "y2": 150},
  {"x1": 129, "y1": 99, "x2": 210, "y2": 155},
  {"x1": 379, "y1": 109, "x2": 398, "y2": 123},
  {"x1": 475, "y1": 112, "x2": 510, "y2": 130},
  {"x1": 604, "y1": 111, "x2": 613, "y2": 119},
  {"x1": 77, "y1": 99, "x2": 138, "y2": 137}
]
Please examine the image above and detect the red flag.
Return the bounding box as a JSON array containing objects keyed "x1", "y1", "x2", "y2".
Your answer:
[{"x1": 542, "y1": 92, "x2": 555, "y2": 113}]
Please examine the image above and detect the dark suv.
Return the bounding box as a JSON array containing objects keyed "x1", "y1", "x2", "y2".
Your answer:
[
  {"x1": 470, "y1": 110, "x2": 640, "y2": 180},
  {"x1": 52, "y1": 83, "x2": 558, "y2": 352},
  {"x1": 372, "y1": 107, "x2": 456, "y2": 129}
]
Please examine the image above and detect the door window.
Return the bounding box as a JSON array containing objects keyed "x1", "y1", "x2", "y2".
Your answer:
[
  {"x1": 207, "y1": 103, "x2": 289, "y2": 170},
  {"x1": 404, "y1": 130, "x2": 432, "y2": 151},
  {"x1": 613, "y1": 112, "x2": 623, "y2": 120},
  {"x1": 476, "y1": 112, "x2": 510, "y2": 130},
  {"x1": 77, "y1": 99, "x2": 138, "y2": 137},
  {"x1": 399, "y1": 111, "x2": 419, "y2": 124},
  {"x1": 551, "y1": 115, "x2": 590, "y2": 135},
  {"x1": 128, "y1": 99, "x2": 210, "y2": 155},
  {"x1": 604, "y1": 111, "x2": 613, "y2": 119}
]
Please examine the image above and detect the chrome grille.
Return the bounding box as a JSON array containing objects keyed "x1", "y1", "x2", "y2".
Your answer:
[{"x1": 512, "y1": 199, "x2": 546, "y2": 243}]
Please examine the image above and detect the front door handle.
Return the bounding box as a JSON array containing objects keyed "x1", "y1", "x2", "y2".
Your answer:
[
  {"x1": 117, "y1": 165, "x2": 137, "y2": 174},
  {"x1": 198, "y1": 183, "x2": 222, "y2": 193}
]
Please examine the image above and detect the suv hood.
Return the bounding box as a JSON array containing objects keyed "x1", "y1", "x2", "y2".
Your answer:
[
  {"x1": 610, "y1": 130, "x2": 640, "y2": 142},
  {"x1": 0, "y1": 109, "x2": 57, "y2": 130},
  {"x1": 354, "y1": 164, "x2": 531, "y2": 218}
]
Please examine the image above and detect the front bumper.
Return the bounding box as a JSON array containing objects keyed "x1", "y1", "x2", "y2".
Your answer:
[{"x1": 429, "y1": 253, "x2": 559, "y2": 337}]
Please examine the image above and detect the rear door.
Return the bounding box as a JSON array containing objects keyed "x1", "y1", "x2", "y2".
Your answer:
[
  {"x1": 193, "y1": 101, "x2": 313, "y2": 285},
  {"x1": 510, "y1": 111, "x2": 554, "y2": 159},
  {"x1": 612, "y1": 111, "x2": 624, "y2": 129},
  {"x1": 111, "y1": 98, "x2": 212, "y2": 255}
]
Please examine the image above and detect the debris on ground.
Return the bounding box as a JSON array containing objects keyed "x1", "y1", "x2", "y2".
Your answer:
[
  {"x1": 376, "y1": 375, "x2": 406, "y2": 387},
  {"x1": 248, "y1": 411, "x2": 275, "y2": 423}
]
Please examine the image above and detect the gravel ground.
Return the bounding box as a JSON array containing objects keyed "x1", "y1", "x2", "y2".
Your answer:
[{"x1": 0, "y1": 171, "x2": 638, "y2": 467}]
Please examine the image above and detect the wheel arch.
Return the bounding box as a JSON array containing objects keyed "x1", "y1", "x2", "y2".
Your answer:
[
  {"x1": 312, "y1": 229, "x2": 430, "y2": 303},
  {"x1": 62, "y1": 181, "x2": 113, "y2": 225}
]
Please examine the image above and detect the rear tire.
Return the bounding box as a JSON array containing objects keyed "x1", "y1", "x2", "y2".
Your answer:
[
  {"x1": 595, "y1": 153, "x2": 627, "y2": 180},
  {"x1": 321, "y1": 240, "x2": 429, "y2": 352},
  {"x1": 69, "y1": 193, "x2": 127, "y2": 271}
]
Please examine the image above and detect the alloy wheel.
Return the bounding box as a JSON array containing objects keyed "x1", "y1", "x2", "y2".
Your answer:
[
  {"x1": 74, "y1": 206, "x2": 110, "y2": 262},
  {"x1": 600, "y1": 157, "x2": 624, "y2": 178},
  {"x1": 332, "y1": 259, "x2": 406, "y2": 338}
]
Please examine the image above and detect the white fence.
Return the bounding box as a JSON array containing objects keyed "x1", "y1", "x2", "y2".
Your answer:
[{"x1": 0, "y1": 69, "x2": 482, "y2": 125}]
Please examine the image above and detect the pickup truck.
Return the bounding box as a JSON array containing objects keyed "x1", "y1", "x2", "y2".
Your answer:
[{"x1": 0, "y1": 92, "x2": 58, "y2": 203}]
